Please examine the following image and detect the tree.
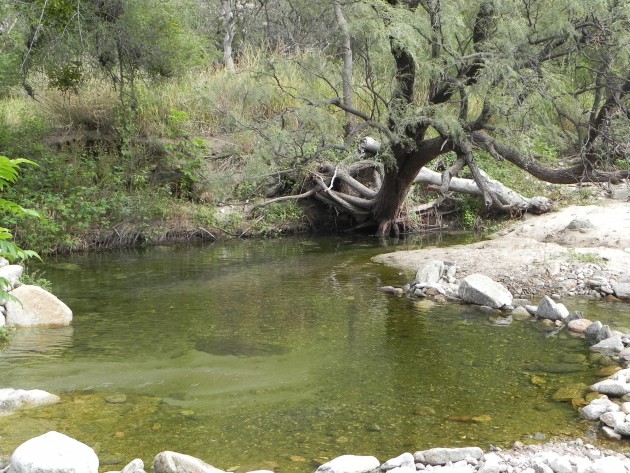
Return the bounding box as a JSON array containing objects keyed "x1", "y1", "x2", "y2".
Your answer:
[{"x1": 266, "y1": 0, "x2": 630, "y2": 237}]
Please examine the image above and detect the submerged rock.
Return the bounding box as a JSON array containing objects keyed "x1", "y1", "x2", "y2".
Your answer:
[{"x1": 552, "y1": 383, "x2": 589, "y2": 401}]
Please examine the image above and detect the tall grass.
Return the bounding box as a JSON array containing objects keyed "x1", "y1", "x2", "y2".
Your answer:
[{"x1": 0, "y1": 47, "x2": 362, "y2": 253}]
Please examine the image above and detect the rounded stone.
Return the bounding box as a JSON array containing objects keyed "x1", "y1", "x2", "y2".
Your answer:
[{"x1": 10, "y1": 431, "x2": 98, "y2": 473}]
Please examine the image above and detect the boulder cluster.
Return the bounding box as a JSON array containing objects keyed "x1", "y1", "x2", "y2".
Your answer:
[
  {"x1": 0, "y1": 259, "x2": 72, "y2": 328},
  {"x1": 4, "y1": 432, "x2": 630, "y2": 473},
  {"x1": 382, "y1": 258, "x2": 628, "y2": 308},
  {"x1": 382, "y1": 260, "x2": 630, "y2": 443}
]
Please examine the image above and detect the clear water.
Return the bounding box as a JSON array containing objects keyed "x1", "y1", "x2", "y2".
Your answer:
[{"x1": 0, "y1": 236, "x2": 605, "y2": 471}]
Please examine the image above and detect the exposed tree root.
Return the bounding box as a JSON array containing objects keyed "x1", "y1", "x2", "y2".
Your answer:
[{"x1": 260, "y1": 155, "x2": 554, "y2": 234}]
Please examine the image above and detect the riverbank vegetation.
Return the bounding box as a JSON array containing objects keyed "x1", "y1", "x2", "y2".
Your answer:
[{"x1": 1, "y1": 0, "x2": 628, "y2": 253}]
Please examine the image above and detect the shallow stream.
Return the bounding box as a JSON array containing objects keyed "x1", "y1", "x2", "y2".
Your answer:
[{"x1": 0, "y1": 235, "x2": 619, "y2": 471}]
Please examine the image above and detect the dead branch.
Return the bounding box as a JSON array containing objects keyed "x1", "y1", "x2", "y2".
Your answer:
[
  {"x1": 414, "y1": 167, "x2": 552, "y2": 214},
  {"x1": 253, "y1": 188, "x2": 318, "y2": 208}
]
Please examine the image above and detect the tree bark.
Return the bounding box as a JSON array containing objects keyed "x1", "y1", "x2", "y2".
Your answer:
[
  {"x1": 334, "y1": 0, "x2": 354, "y2": 139},
  {"x1": 221, "y1": 0, "x2": 236, "y2": 72}
]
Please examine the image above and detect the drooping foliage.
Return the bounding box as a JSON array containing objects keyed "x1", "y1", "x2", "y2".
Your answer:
[
  {"x1": 261, "y1": 0, "x2": 630, "y2": 235},
  {"x1": 2, "y1": 0, "x2": 630, "y2": 248}
]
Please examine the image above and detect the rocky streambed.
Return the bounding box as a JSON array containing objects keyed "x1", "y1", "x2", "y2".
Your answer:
[
  {"x1": 3, "y1": 431, "x2": 630, "y2": 473},
  {"x1": 5, "y1": 201, "x2": 630, "y2": 472}
]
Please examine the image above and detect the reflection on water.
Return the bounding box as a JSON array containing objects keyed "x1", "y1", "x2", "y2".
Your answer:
[
  {"x1": 0, "y1": 236, "x2": 606, "y2": 471},
  {"x1": 0, "y1": 327, "x2": 74, "y2": 364}
]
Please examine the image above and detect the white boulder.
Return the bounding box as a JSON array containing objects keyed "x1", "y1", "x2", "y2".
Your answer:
[
  {"x1": 458, "y1": 274, "x2": 512, "y2": 309},
  {"x1": 5, "y1": 285, "x2": 72, "y2": 327},
  {"x1": 153, "y1": 451, "x2": 226, "y2": 473},
  {"x1": 0, "y1": 388, "x2": 60, "y2": 416},
  {"x1": 315, "y1": 455, "x2": 380, "y2": 473},
  {"x1": 10, "y1": 431, "x2": 98, "y2": 473}
]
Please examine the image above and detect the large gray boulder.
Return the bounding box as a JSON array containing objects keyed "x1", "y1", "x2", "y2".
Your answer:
[
  {"x1": 5, "y1": 285, "x2": 72, "y2": 327},
  {"x1": 458, "y1": 274, "x2": 512, "y2": 309},
  {"x1": 153, "y1": 451, "x2": 226, "y2": 473},
  {"x1": 10, "y1": 431, "x2": 98, "y2": 473},
  {"x1": 414, "y1": 261, "x2": 445, "y2": 284},
  {"x1": 315, "y1": 455, "x2": 380, "y2": 473},
  {"x1": 0, "y1": 388, "x2": 60, "y2": 416},
  {"x1": 414, "y1": 447, "x2": 484, "y2": 466},
  {"x1": 590, "y1": 335, "x2": 624, "y2": 356},
  {"x1": 613, "y1": 283, "x2": 630, "y2": 300},
  {"x1": 536, "y1": 296, "x2": 569, "y2": 321}
]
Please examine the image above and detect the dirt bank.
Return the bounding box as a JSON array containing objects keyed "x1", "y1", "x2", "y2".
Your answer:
[{"x1": 374, "y1": 200, "x2": 630, "y2": 297}]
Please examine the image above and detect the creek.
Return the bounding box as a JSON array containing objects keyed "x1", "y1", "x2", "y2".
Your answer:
[{"x1": 0, "y1": 235, "x2": 615, "y2": 471}]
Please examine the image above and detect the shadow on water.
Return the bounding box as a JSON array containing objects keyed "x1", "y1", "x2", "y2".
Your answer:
[{"x1": 0, "y1": 235, "x2": 609, "y2": 471}]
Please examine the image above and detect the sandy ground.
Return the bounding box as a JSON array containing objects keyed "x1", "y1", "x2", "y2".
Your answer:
[{"x1": 374, "y1": 199, "x2": 630, "y2": 291}]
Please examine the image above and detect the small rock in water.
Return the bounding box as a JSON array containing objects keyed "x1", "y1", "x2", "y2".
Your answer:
[
  {"x1": 105, "y1": 394, "x2": 128, "y2": 404},
  {"x1": 489, "y1": 314, "x2": 512, "y2": 326},
  {"x1": 568, "y1": 319, "x2": 593, "y2": 334},
  {"x1": 511, "y1": 306, "x2": 531, "y2": 320},
  {"x1": 414, "y1": 406, "x2": 436, "y2": 416},
  {"x1": 597, "y1": 366, "x2": 622, "y2": 377}
]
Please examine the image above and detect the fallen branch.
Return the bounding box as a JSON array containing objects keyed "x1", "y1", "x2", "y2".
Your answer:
[
  {"x1": 253, "y1": 188, "x2": 318, "y2": 208},
  {"x1": 414, "y1": 167, "x2": 553, "y2": 214}
]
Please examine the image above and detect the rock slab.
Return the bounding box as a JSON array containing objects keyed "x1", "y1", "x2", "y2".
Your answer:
[
  {"x1": 10, "y1": 431, "x2": 98, "y2": 473},
  {"x1": 414, "y1": 447, "x2": 484, "y2": 466},
  {"x1": 458, "y1": 274, "x2": 512, "y2": 309},
  {"x1": 5, "y1": 285, "x2": 72, "y2": 327}
]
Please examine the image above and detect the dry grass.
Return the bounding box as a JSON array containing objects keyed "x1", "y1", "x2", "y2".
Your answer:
[{"x1": 42, "y1": 78, "x2": 118, "y2": 134}]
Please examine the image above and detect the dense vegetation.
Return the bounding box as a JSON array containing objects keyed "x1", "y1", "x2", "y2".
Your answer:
[{"x1": 0, "y1": 0, "x2": 628, "y2": 252}]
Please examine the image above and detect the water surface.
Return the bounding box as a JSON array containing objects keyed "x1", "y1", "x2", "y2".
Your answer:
[{"x1": 0, "y1": 236, "x2": 603, "y2": 471}]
